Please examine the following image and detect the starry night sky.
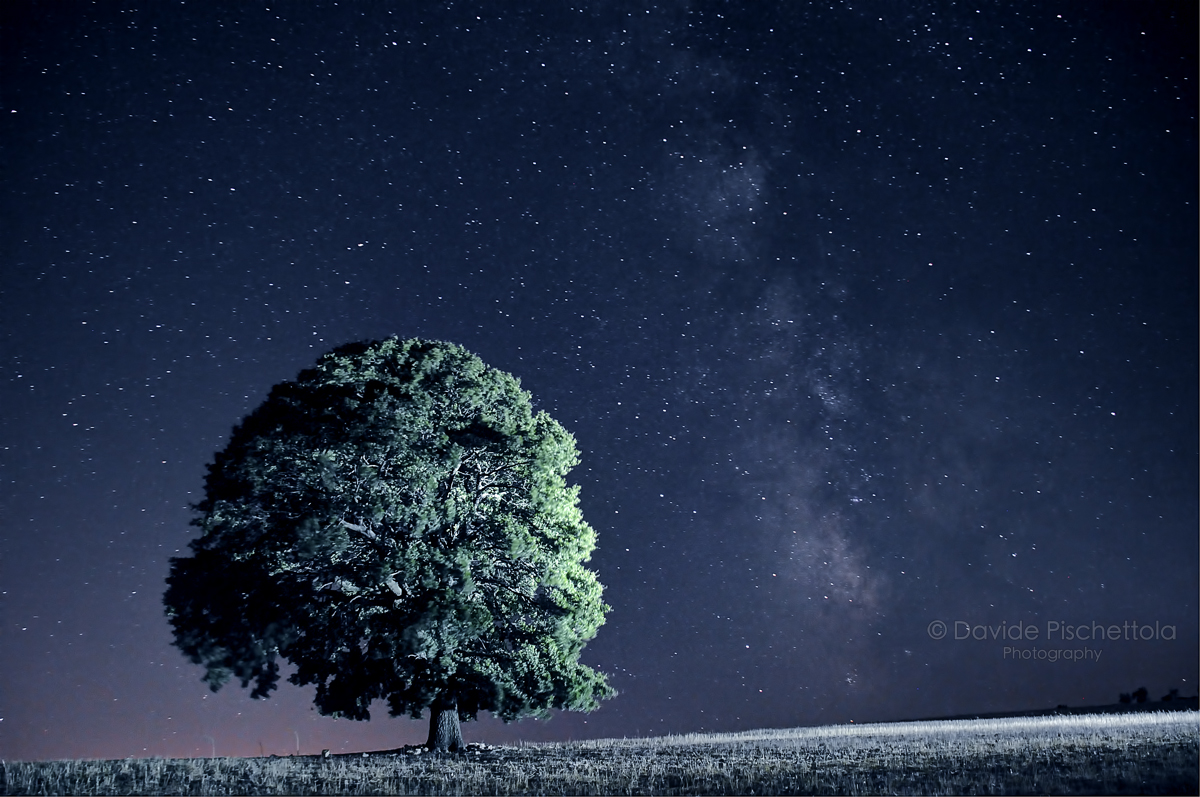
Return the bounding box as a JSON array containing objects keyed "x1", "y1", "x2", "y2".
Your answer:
[{"x1": 1, "y1": 0, "x2": 1196, "y2": 762}]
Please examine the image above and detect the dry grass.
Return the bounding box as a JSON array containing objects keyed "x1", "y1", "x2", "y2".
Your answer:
[{"x1": 3, "y1": 710, "x2": 1196, "y2": 795}]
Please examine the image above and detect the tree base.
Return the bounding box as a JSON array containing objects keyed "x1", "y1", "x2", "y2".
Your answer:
[{"x1": 426, "y1": 697, "x2": 464, "y2": 752}]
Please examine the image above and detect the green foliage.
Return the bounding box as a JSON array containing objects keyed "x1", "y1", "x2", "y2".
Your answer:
[{"x1": 164, "y1": 338, "x2": 614, "y2": 724}]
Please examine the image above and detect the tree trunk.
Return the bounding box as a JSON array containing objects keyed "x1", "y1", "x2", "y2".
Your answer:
[{"x1": 426, "y1": 696, "x2": 464, "y2": 752}]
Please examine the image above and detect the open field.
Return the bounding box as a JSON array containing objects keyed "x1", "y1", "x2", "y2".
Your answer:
[{"x1": 3, "y1": 710, "x2": 1196, "y2": 795}]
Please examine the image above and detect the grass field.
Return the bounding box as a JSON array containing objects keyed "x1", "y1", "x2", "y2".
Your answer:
[{"x1": 2, "y1": 710, "x2": 1196, "y2": 795}]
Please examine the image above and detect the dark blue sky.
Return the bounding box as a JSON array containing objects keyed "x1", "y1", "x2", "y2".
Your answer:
[{"x1": 1, "y1": 0, "x2": 1196, "y2": 761}]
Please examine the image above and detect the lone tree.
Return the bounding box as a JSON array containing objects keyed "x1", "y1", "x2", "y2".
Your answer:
[{"x1": 164, "y1": 338, "x2": 614, "y2": 751}]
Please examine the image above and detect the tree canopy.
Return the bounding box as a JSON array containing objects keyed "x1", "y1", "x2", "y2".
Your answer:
[{"x1": 164, "y1": 338, "x2": 614, "y2": 749}]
